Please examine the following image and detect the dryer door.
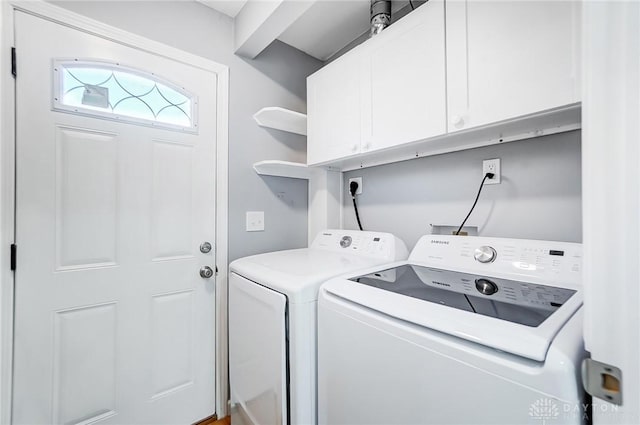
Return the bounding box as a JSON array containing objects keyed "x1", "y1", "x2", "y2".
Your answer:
[{"x1": 229, "y1": 273, "x2": 287, "y2": 425}]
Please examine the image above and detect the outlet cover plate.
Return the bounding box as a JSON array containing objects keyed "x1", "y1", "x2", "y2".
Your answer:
[
  {"x1": 246, "y1": 211, "x2": 264, "y2": 232},
  {"x1": 348, "y1": 177, "x2": 363, "y2": 195},
  {"x1": 482, "y1": 158, "x2": 501, "y2": 185}
]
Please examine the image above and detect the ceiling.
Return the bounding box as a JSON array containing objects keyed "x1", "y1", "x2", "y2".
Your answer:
[
  {"x1": 277, "y1": 0, "x2": 371, "y2": 61},
  {"x1": 198, "y1": 0, "x2": 412, "y2": 61},
  {"x1": 197, "y1": 0, "x2": 248, "y2": 18},
  {"x1": 278, "y1": 0, "x2": 410, "y2": 60}
]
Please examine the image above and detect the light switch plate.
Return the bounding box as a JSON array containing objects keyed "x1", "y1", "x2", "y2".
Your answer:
[{"x1": 246, "y1": 211, "x2": 265, "y2": 232}]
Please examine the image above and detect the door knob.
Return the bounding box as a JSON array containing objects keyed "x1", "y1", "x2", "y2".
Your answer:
[{"x1": 200, "y1": 266, "x2": 214, "y2": 279}]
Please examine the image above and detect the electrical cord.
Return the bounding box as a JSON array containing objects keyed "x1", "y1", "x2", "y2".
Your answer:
[
  {"x1": 350, "y1": 181, "x2": 364, "y2": 231},
  {"x1": 455, "y1": 172, "x2": 494, "y2": 236},
  {"x1": 352, "y1": 198, "x2": 363, "y2": 231}
]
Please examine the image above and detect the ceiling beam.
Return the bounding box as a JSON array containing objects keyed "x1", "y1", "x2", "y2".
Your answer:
[{"x1": 234, "y1": 0, "x2": 315, "y2": 58}]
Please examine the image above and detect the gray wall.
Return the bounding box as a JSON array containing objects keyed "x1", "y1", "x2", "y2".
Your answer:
[
  {"x1": 52, "y1": 1, "x2": 323, "y2": 261},
  {"x1": 343, "y1": 131, "x2": 582, "y2": 250}
]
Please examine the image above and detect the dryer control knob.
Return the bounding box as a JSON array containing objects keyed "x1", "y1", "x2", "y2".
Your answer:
[
  {"x1": 340, "y1": 236, "x2": 353, "y2": 248},
  {"x1": 474, "y1": 246, "x2": 497, "y2": 263},
  {"x1": 475, "y1": 278, "x2": 498, "y2": 296}
]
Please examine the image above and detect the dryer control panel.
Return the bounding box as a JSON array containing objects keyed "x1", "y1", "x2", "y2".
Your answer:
[{"x1": 311, "y1": 229, "x2": 408, "y2": 261}]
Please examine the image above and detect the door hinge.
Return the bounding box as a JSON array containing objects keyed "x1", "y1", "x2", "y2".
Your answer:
[
  {"x1": 582, "y1": 358, "x2": 623, "y2": 405},
  {"x1": 11, "y1": 47, "x2": 16, "y2": 78},
  {"x1": 10, "y1": 244, "x2": 16, "y2": 271}
]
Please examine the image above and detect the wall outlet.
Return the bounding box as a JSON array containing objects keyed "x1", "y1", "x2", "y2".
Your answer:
[
  {"x1": 246, "y1": 211, "x2": 264, "y2": 232},
  {"x1": 482, "y1": 158, "x2": 501, "y2": 185},
  {"x1": 348, "y1": 177, "x2": 363, "y2": 195}
]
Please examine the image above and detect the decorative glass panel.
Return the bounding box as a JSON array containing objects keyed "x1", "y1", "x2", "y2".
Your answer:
[{"x1": 53, "y1": 60, "x2": 197, "y2": 132}]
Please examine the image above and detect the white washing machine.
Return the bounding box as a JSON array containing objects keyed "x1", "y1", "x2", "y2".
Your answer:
[
  {"x1": 318, "y1": 235, "x2": 587, "y2": 425},
  {"x1": 229, "y1": 230, "x2": 408, "y2": 425}
]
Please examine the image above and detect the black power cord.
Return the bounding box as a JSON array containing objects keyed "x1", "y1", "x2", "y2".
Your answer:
[
  {"x1": 455, "y1": 172, "x2": 495, "y2": 236},
  {"x1": 350, "y1": 181, "x2": 364, "y2": 231}
]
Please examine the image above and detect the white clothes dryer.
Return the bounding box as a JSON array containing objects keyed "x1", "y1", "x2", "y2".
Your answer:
[
  {"x1": 318, "y1": 235, "x2": 587, "y2": 425},
  {"x1": 229, "y1": 230, "x2": 408, "y2": 425}
]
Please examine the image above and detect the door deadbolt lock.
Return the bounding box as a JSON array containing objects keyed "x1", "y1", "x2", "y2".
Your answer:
[
  {"x1": 199, "y1": 266, "x2": 214, "y2": 279},
  {"x1": 200, "y1": 242, "x2": 212, "y2": 254}
]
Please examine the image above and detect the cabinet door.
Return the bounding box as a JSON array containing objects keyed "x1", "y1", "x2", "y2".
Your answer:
[
  {"x1": 363, "y1": 0, "x2": 446, "y2": 152},
  {"x1": 446, "y1": 1, "x2": 581, "y2": 132},
  {"x1": 307, "y1": 51, "x2": 364, "y2": 165}
]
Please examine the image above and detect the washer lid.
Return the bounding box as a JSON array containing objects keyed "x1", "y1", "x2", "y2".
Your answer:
[
  {"x1": 322, "y1": 264, "x2": 583, "y2": 361},
  {"x1": 230, "y1": 248, "x2": 390, "y2": 303},
  {"x1": 351, "y1": 265, "x2": 576, "y2": 327}
]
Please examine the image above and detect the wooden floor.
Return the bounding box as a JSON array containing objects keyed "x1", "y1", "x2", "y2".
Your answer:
[{"x1": 196, "y1": 415, "x2": 230, "y2": 425}]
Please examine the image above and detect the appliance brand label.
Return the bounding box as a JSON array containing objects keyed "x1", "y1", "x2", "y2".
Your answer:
[{"x1": 430, "y1": 240, "x2": 449, "y2": 245}]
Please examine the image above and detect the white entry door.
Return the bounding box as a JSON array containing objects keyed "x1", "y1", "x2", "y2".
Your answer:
[{"x1": 13, "y1": 11, "x2": 217, "y2": 424}]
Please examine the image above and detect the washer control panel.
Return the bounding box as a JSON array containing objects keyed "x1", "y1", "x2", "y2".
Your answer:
[{"x1": 409, "y1": 235, "x2": 582, "y2": 287}]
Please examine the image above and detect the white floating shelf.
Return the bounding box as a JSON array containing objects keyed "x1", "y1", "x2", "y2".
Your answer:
[
  {"x1": 253, "y1": 107, "x2": 307, "y2": 136},
  {"x1": 253, "y1": 160, "x2": 311, "y2": 180}
]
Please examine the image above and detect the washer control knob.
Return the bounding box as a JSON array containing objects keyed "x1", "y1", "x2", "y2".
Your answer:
[
  {"x1": 340, "y1": 236, "x2": 353, "y2": 248},
  {"x1": 474, "y1": 246, "x2": 497, "y2": 263},
  {"x1": 475, "y1": 278, "x2": 498, "y2": 296}
]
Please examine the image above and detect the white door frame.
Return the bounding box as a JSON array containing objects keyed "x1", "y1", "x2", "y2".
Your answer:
[
  {"x1": 0, "y1": 1, "x2": 230, "y2": 422},
  {"x1": 582, "y1": 1, "x2": 640, "y2": 422}
]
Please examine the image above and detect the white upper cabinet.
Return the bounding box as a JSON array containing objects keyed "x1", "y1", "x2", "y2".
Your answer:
[
  {"x1": 306, "y1": 0, "x2": 581, "y2": 168},
  {"x1": 307, "y1": 49, "x2": 364, "y2": 165},
  {"x1": 446, "y1": 0, "x2": 581, "y2": 132},
  {"x1": 362, "y1": 0, "x2": 446, "y2": 152}
]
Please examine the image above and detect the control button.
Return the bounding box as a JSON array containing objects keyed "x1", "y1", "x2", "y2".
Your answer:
[
  {"x1": 474, "y1": 246, "x2": 497, "y2": 263},
  {"x1": 340, "y1": 236, "x2": 353, "y2": 248},
  {"x1": 475, "y1": 278, "x2": 498, "y2": 295}
]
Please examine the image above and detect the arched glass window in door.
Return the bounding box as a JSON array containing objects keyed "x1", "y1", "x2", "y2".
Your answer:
[{"x1": 53, "y1": 59, "x2": 198, "y2": 132}]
